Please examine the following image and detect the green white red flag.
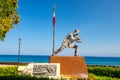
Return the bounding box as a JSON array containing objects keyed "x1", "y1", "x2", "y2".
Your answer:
[{"x1": 53, "y1": 5, "x2": 56, "y2": 27}]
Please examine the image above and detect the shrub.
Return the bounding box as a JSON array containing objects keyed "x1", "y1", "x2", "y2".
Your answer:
[
  {"x1": 88, "y1": 73, "x2": 119, "y2": 80},
  {"x1": 0, "y1": 66, "x2": 18, "y2": 76},
  {"x1": 88, "y1": 66, "x2": 120, "y2": 78}
]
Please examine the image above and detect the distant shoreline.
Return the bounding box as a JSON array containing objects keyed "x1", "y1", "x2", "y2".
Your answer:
[
  {"x1": 0, "y1": 62, "x2": 28, "y2": 65},
  {"x1": 0, "y1": 55, "x2": 120, "y2": 66},
  {"x1": 0, "y1": 54, "x2": 120, "y2": 57}
]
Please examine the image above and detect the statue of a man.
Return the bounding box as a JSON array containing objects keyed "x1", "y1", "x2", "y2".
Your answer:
[{"x1": 52, "y1": 29, "x2": 82, "y2": 56}]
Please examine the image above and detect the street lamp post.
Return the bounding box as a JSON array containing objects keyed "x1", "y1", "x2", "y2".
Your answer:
[{"x1": 18, "y1": 38, "x2": 21, "y2": 66}]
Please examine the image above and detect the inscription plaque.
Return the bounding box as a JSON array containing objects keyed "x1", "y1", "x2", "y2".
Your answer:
[{"x1": 33, "y1": 65, "x2": 57, "y2": 76}]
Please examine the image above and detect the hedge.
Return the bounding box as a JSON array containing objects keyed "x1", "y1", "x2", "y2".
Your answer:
[
  {"x1": 88, "y1": 66, "x2": 120, "y2": 78},
  {"x1": 88, "y1": 73, "x2": 119, "y2": 80}
]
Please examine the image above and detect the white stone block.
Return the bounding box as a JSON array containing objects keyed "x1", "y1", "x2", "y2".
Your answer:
[{"x1": 18, "y1": 63, "x2": 60, "y2": 78}]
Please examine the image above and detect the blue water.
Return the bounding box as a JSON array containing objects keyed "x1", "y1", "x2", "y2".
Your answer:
[{"x1": 0, "y1": 55, "x2": 120, "y2": 66}]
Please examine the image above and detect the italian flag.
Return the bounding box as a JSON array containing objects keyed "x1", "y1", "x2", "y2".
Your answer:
[{"x1": 53, "y1": 5, "x2": 56, "y2": 27}]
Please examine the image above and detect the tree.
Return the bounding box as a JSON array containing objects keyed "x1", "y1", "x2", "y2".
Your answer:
[{"x1": 0, "y1": 0, "x2": 20, "y2": 41}]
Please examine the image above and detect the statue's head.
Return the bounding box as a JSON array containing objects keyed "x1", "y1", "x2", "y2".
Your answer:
[
  {"x1": 74, "y1": 29, "x2": 80, "y2": 33},
  {"x1": 73, "y1": 29, "x2": 80, "y2": 36}
]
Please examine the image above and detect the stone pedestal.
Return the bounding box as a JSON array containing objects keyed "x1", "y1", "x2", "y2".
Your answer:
[{"x1": 49, "y1": 56, "x2": 88, "y2": 78}]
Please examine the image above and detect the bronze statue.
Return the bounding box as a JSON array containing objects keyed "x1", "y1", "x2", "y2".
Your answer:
[{"x1": 52, "y1": 29, "x2": 82, "y2": 56}]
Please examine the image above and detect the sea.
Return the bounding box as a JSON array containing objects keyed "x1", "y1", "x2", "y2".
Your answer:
[{"x1": 0, "y1": 55, "x2": 120, "y2": 66}]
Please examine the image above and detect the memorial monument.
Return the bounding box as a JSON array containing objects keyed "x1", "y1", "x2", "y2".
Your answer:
[
  {"x1": 18, "y1": 29, "x2": 88, "y2": 79},
  {"x1": 50, "y1": 29, "x2": 88, "y2": 79}
]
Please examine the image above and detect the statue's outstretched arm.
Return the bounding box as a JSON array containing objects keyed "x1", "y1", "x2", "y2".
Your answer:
[{"x1": 76, "y1": 36, "x2": 82, "y2": 43}]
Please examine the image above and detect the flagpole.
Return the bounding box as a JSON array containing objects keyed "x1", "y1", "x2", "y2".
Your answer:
[
  {"x1": 52, "y1": 4, "x2": 56, "y2": 54},
  {"x1": 53, "y1": 25, "x2": 55, "y2": 54}
]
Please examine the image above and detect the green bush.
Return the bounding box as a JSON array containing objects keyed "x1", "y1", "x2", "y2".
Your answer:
[
  {"x1": 88, "y1": 66, "x2": 120, "y2": 78},
  {"x1": 0, "y1": 66, "x2": 18, "y2": 76},
  {"x1": 88, "y1": 73, "x2": 119, "y2": 80}
]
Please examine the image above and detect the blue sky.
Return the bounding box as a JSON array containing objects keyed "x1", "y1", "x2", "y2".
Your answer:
[{"x1": 0, "y1": 0, "x2": 120, "y2": 57}]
